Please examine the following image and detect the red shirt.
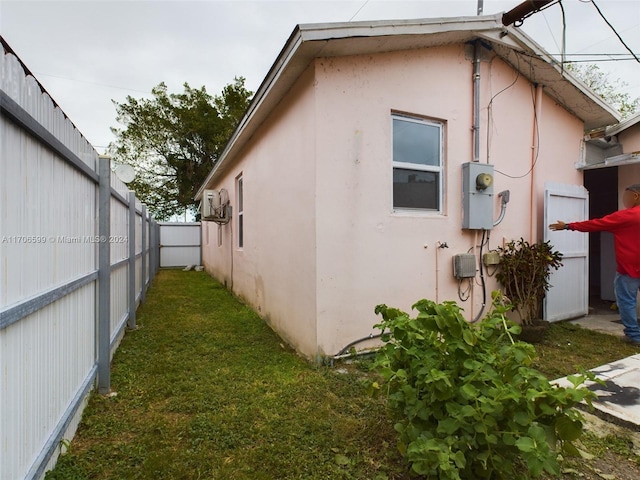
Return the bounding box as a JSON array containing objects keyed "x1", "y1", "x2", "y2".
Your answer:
[{"x1": 568, "y1": 205, "x2": 640, "y2": 278}]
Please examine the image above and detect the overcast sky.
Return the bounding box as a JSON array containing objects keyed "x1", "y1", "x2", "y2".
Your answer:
[{"x1": 2, "y1": 0, "x2": 639, "y2": 153}]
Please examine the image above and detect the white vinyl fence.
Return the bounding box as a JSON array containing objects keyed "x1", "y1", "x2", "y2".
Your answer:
[
  {"x1": 0, "y1": 40, "x2": 160, "y2": 479},
  {"x1": 159, "y1": 222, "x2": 202, "y2": 267}
]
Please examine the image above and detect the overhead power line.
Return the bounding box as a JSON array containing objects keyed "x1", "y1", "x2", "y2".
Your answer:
[
  {"x1": 349, "y1": 0, "x2": 370, "y2": 22},
  {"x1": 589, "y1": 0, "x2": 640, "y2": 63}
]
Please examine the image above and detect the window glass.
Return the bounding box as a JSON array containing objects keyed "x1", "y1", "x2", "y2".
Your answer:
[
  {"x1": 392, "y1": 115, "x2": 443, "y2": 211},
  {"x1": 393, "y1": 169, "x2": 439, "y2": 210}
]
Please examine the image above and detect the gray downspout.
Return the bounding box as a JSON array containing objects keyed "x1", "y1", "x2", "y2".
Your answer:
[
  {"x1": 473, "y1": 0, "x2": 483, "y2": 161},
  {"x1": 473, "y1": 39, "x2": 481, "y2": 163}
]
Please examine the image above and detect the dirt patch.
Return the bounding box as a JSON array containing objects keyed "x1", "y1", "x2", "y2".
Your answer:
[
  {"x1": 548, "y1": 411, "x2": 640, "y2": 479},
  {"x1": 558, "y1": 450, "x2": 640, "y2": 479}
]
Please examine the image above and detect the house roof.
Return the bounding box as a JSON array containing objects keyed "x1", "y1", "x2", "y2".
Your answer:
[
  {"x1": 196, "y1": 14, "x2": 620, "y2": 199},
  {"x1": 606, "y1": 112, "x2": 640, "y2": 137}
]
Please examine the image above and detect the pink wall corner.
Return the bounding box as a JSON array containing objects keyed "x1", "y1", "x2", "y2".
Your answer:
[{"x1": 201, "y1": 65, "x2": 320, "y2": 359}]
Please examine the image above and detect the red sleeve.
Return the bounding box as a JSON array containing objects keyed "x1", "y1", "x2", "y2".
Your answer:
[{"x1": 569, "y1": 208, "x2": 636, "y2": 233}]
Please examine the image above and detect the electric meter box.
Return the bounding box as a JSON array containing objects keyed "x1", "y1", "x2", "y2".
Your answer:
[{"x1": 462, "y1": 162, "x2": 494, "y2": 230}]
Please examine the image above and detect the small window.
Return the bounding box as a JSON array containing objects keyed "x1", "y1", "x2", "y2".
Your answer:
[
  {"x1": 392, "y1": 115, "x2": 443, "y2": 211},
  {"x1": 237, "y1": 174, "x2": 244, "y2": 249}
]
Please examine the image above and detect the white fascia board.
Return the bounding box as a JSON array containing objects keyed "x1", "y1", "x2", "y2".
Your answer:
[
  {"x1": 606, "y1": 113, "x2": 640, "y2": 137},
  {"x1": 296, "y1": 14, "x2": 505, "y2": 41},
  {"x1": 195, "y1": 28, "x2": 306, "y2": 199}
]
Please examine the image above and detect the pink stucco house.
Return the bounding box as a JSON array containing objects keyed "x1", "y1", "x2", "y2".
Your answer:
[{"x1": 196, "y1": 14, "x2": 621, "y2": 361}]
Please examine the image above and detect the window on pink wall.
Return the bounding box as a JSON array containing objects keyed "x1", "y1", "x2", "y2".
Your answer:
[
  {"x1": 237, "y1": 174, "x2": 244, "y2": 249},
  {"x1": 392, "y1": 114, "x2": 443, "y2": 212}
]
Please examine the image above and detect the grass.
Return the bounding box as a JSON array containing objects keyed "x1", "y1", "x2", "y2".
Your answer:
[
  {"x1": 46, "y1": 270, "x2": 406, "y2": 480},
  {"x1": 46, "y1": 270, "x2": 640, "y2": 479},
  {"x1": 533, "y1": 321, "x2": 640, "y2": 379}
]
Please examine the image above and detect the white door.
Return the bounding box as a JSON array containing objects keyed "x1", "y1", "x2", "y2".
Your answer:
[{"x1": 543, "y1": 182, "x2": 589, "y2": 322}]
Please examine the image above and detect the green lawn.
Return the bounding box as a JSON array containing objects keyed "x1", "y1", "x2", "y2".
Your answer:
[
  {"x1": 534, "y1": 321, "x2": 640, "y2": 379},
  {"x1": 46, "y1": 270, "x2": 640, "y2": 480},
  {"x1": 46, "y1": 270, "x2": 405, "y2": 480}
]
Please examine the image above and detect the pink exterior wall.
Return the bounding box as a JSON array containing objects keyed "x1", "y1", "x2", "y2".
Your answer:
[
  {"x1": 202, "y1": 66, "x2": 320, "y2": 356},
  {"x1": 202, "y1": 44, "x2": 588, "y2": 360},
  {"x1": 618, "y1": 164, "x2": 640, "y2": 204},
  {"x1": 618, "y1": 123, "x2": 640, "y2": 154},
  {"x1": 616, "y1": 123, "x2": 640, "y2": 205},
  {"x1": 312, "y1": 47, "x2": 584, "y2": 356}
]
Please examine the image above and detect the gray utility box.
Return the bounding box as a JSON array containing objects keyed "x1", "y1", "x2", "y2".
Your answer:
[
  {"x1": 462, "y1": 162, "x2": 494, "y2": 230},
  {"x1": 453, "y1": 253, "x2": 477, "y2": 279}
]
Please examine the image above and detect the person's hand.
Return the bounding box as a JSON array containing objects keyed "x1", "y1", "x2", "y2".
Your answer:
[{"x1": 549, "y1": 220, "x2": 567, "y2": 231}]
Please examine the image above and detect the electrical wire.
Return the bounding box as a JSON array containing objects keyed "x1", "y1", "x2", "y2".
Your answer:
[
  {"x1": 589, "y1": 0, "x2": 640, "y2": 64},
  {"x1": 494, "y1": 83, "x2": 540, "y2": 179},
  {"x1": 486, "y1": 54, "x2": 521, "y2": 164},
  {"x1": 572, "y1": 23, "x2": 639, "y2": 54},
  {"x1": 550, "y1": 53, "x2": 638, "y2": 57},
  {"x1": 474, "y1": 229, "x2": 491, "y2": 287},
  {"x1": 509, "y1": 50, "x2": 639, "y2": 63},
  {"x1": 349, "y1": 0, "x2": 370, "y2": 22},
  {"x1": 563, "y1": 58, "x2": 639, "y2": 63},
  {"x1": 471, "y1": 230, "x2": 488, "y2": 323},
  {"x1": 558, "y1": 0, "x2": 567, "y2": 73},
  {"x1": 458, "y1": 278, "x2": 472, "y2": 302}
]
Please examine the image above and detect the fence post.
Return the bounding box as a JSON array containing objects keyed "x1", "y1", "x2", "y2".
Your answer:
[
  {"x1": 128, "y1": 192, "x2": 136, "y2": 329},
  {"x1": 151, "y1": 219, "x2": 158, "y2": 278},
  {"x1": 148, "y1": 219, "x2": 155, "y2": 281},
  {"x1": 156, "y1": 222, "x2": 161, "y2": 273},
  {"x1": 97, "y1": 156, "x2": 111, "y2": 394},
  {"x1": 141, "y1": 205, "x2": 147, "y2": 304}
]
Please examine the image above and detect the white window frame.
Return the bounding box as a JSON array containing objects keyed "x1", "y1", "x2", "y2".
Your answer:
[
  {"x1": 236, "y1": 174, "x2": 244, "y2": 249},
  {"x1": 391, "y1": 114, "x2": 444, "y2": 214}
]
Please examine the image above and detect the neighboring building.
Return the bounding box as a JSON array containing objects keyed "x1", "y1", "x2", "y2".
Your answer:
[
  {"x1": 196, "y1": 14, "x2": 619, "y2": 361},
  {"x1": 581, "y1": 113, "x2": 640, "y2": 303}
]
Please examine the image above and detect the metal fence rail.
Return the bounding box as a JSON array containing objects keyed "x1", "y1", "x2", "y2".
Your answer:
[{"x1": 0, "y1": 42, "x2": 160, "y2": 480}]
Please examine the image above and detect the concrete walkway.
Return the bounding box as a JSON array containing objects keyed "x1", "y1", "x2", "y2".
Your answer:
[{"x1": 556, "y1": 314, "x2": 640, "y2": 432}]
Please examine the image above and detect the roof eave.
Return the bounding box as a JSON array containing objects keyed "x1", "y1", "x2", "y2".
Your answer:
[
  {"x1": 486, "y1": 27, "x2": 620, "y2": 130},
  {"x1": 196, "y1": 14, "x2": 621, "y2": 198}
]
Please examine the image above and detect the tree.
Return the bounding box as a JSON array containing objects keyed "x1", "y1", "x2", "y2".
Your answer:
[
  {"x1": 109, "y1": 78, "x2": 252, "y2": 220},
  {"x1": 567, "y1": 63, "x2": 639, "y2": 120}
]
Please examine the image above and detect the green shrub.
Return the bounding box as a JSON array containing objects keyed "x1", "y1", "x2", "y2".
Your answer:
[{"x1": 370, "y1": 294, "x2": 596, "y2": 479}]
